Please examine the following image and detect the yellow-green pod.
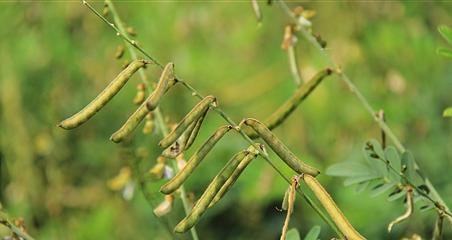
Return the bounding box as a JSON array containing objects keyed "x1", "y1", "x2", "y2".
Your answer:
[
  {"x1": 161, "y1": 120, "x2": 198, "y2": 159},
  {"x1": 244, "y1": 68, "x2": 333, "y2": 139},
  {"x1": 110, "y1": 100, "x2": 149, "y2": 143},
  {"x1": 209, "y1": 144, "x2": 261, "y2": 207},
  {"x1": 146, "y1": 62, "x2": 174, "y2": 111},
  {"x1": 174, "y1": 150, "x2": 248, "y2": 233},
  {"x1": 160, "y1": 125, "x2": 232, "y2": 194},
  {"x1": 303, "y1": 174, "x2": 365, "y2": 240},
  {"x1": 241, "y1": 118, "x2": 319, "y2": 176},
  {"x1": 184, "y1": 109, "x2": 208, "y2": 151},
  {"x1": 159, "y1": 95, "x2": 216, "y2": 149},
  {"x1": 58, "y1": 59, "x2": 148, "y2": 129},
  {"x1": 110, "y1": 63, "x2": 177, "y2": 143}
]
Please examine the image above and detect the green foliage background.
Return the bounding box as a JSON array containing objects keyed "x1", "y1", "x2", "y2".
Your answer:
[{"x1": 0, "y1": 1, "x2": 451, "y2": 239}]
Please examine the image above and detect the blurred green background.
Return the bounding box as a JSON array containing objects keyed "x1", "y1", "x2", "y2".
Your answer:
[{"x1": 0, "y1": 1, "x2": 451, "y2": 239}]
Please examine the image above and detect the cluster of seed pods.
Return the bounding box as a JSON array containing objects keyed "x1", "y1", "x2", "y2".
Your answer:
[{"x1": 57, "y1": 62, "x2": 366, "y2": 239}]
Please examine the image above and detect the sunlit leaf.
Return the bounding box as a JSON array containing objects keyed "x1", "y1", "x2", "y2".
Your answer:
[
  {"x1": 443, "y1": 107, "x2": 452, "y2": 117},
  {"x1": 437, "y1": 47, "x2": 452, "y2": 58},
  {"x1": 438, "y1": 25, "x2": 452, "y2": 45},
  {"x1": 286, "y1": 228, "x2": 301, "y2": 240},
  {"x1": 304, "y1": 226, "x2": 321, "y2": 240}
]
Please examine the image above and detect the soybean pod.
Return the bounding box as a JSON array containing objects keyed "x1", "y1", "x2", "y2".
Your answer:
[
  {"x1": 110, "y1": 63, "x2": 175, "y2": 143},
  {"x1": 241, "y1": 118, "x2": 319, "y2": 176},
  {"x1": 159, "y1": 95, "x2": 216, "y2": 149},
  {"x1": 244, "y1": 68, "x2": 333, "y2": 139},
  {"x1": 209, "y1": 144, "x2": 261, "y2": 207},
  {"x1": 58, "y1": 59, "x2": 148, "y2": 129},
  {"x1": 302, "y1": 174, "x2": 365, "y2": 240},
  {"x1": 160, "y1": 125, "x2": 233, "y2": 194},
  {"x1": 146, "y1": 62, "x2": 175, "y2": 111},
  {"x1": 174, "y1": 150, "x2": 248, "y2": 233}
]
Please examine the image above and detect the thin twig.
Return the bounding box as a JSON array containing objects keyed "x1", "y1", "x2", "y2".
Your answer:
[
  {"x1": 276, "y1": 0, "x2": 452, "y2": 225},
  {"x1": 83, "y1": 1, "x2": 344, "y2": 237}
]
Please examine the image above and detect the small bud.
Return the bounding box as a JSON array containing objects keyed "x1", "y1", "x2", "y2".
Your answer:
[
  {"x1": 107, "y1": 166, "x2": 132, "y2": 191},
  {"x1": 126, "y1": 27, "x2": 137, "y2": 36},
  {"x1": 133, "y1": 83, "x2": 146, "y2": 105},
  {"x1": 142, "y1": 115, "x2": 155, "y2": 134},
  {"x1": 313, "y1": 33, "x2": 327, "y2": 48},
  {"x1": 148, "y1": 156, "x2": 166, "y2": 181},
  {"x1": 115, "y1": 45, "x2": 125, "y2": 59},
  {"x1": 153, "y1": 195, "x2": 174, "y2": 217}
]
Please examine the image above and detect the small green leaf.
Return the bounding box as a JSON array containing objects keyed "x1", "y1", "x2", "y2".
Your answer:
[
  {"x1": 344, "y1": 175, "x2": 380, "y2": 186},
  {"x1": 387, "y1": 188, "x2": 406, "y2": 201},
  {"x1": 356, "y1": 181, "x2": 370, "y2": 193},
  {"x1": 304, "y1": 226, "x2": 321, "y2": 240},
  {"x1": 286, "y1": 228, "x2": 301, "y2": 240},
  {"x1": 419, "y1": 204, "x2": 435, "y2": 212},
  {"x1": 370, "y1": 182, "x2": 396, "y2": 197},
  {"x1": 326, "y1": 161, "x2": 374, "y2": 177},
  {"x1": 385, "y1": 147, "x2": 401, "y2": 170},
  {"x1": 366, "y1": 139, "x2": 385, "y2": 158},
  {"x1": 443, "y1": 107, "x2": 452, "y2": 117},
  {"x1": 438, "y1": 25, "x2": 452, "y2": 45},
  {"x1": 437, "y1": 47, "x2": 452, "y2": 58}
]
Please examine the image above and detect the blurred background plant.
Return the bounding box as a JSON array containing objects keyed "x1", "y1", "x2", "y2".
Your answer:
[{"x1": 0, "y1": 1, "x2": 451, "y2": 239}]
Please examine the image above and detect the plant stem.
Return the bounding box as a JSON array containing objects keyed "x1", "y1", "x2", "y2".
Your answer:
[
  {"x1": 83, "y1": 1, "x2": 348, "y2": 237},
  {"x1": 0, "y1": 211, "x2": 35, "y2": 240},
  {"x1": 287, "y1": 44, "x2": 302, "y2": 85},
  {"x1": 276, "y1": 0, "x2": 452, "y2": 225},
  {"x1": 104, "y1": 1, "x2": 199, "y2": 239}
]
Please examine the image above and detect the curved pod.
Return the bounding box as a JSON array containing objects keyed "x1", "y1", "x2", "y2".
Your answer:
[
  {"x1": 58, "y1": 59, "x2": 148, "y2": 129},
  {"x1": 242, "y1": 118, "x2": 319, "y2": 176}
]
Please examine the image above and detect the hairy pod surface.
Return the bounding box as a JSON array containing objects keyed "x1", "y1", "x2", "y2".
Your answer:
[
  {"x1": 160, "y1": 125, "x2": 233, "y2": 194},
  {"x1": 302, "y1": 174, "x2": 365, "y2": 240},
  {"x1": 58, "y1": 59, "x2": 148, "y2": 129},
  {"x1": 159, "y1": 95, "x2": 216, "y2": 149},
  {"x1": 242, "y1": 118, "x2": 319, "y2": 176},
  {"x1": 209, "y1": 144, "x2": 261, "y2": 207},
  {"x1": 146, "y1": 62, "x2": 174, "y2": 111},
  {"x1": 244, "y1": 68, "x2": 332, "y2": 139},
  {"x1": 174, "y1": 150, "x2": 249, "y2": 233}
]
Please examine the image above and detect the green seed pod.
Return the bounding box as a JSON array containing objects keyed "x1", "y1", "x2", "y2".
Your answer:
[
  {"x1": 184, "y1": 108, "x2": 208, "y2": 151},
  {"x1": 159, "y1": 95, "x2": 216, "y2": 149},
  {"x1": 146, "y1": 62, "x2": 174, "y2": 111},
  {"x1": 209, "y1": 144, "x2": 261, "y2": 207},
  {"x1": 241, "y1": 118, "x2": 319, "y2": 176},
  {"x1": 58, "y1": 59, "x2": 148, "y2": 129},
  {"x1": 161, "y1": 120, "x2": 198, "y2": 159},
  {"x1": 303, "y1": 174, "x2": 365, "y2": 240},
  {"x1": 110, "y1": 63, "x2": 178, "y2": 143},
  {"x1": 174, "y1": 150, "x2": 249, "y2": 233},
  {"x1": 160, "y1": 125, "x2": 232, "y2": 194},
  {"x1": 244, "y1": 68, "x2": 333, "y2": 139},
  {"x1": 110, "y1": 100, "x2": 149, "y2": 143}
]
